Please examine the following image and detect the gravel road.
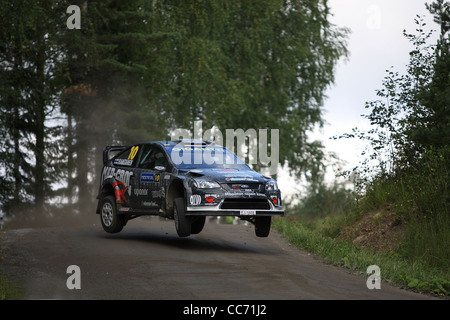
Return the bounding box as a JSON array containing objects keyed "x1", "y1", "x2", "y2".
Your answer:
[{"x1": 0, "y1": 216, "x2": 437, "y2": 300}]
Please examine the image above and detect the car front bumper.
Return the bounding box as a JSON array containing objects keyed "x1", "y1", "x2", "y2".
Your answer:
[{"x1": 186, "y1": 199, "x2": 284, "y2": 217}]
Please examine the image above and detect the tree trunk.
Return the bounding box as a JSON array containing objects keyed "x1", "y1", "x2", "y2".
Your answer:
[{"x1": 34, "y1": 46, "x2": 46, "y2": 212}]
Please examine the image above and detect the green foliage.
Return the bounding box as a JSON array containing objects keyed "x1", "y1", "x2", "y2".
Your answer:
[
  {"x1": 291, "y1": 181, "x2": 353, "y2": 219},
  {"x1": 0, "y1": 0, "x2": 68, "y2": 212},
  {"x1": 332, "y1": 0, "x2": 449, "y2": 272},
  {"x1": 354, "y1": 6, "x2": 449, "y2": 269},
  {"x1": 0, "y1": 0, "x2": 348, "y2": 214},
  {"x1": 276, "y1": 2, "x2": 449, "y2": 296},
  {"x1": 151, "y1": 0, "x2": 349, "y2": 181},
  {"x1": 355, "y1": 146, "x2": 449, "y2": 268},
  {"x1": 336, "y1": 9, "x2": 448, "y2": 183},
  {"x1": 0, "y1": 274, "x2": 23, "y2": 300}
]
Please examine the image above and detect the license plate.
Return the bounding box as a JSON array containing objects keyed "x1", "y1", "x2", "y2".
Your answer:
[{"x1": 240, "y1": 210, "x2": 256, "y2": 216}]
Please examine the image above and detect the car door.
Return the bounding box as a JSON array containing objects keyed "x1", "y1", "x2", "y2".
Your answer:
[{"x1": 131, "y1": 144, "x2": 168, "y2": 211}]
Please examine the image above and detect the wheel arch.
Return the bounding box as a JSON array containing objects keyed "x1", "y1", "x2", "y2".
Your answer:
[
  {"x1": 166, "y1": 179, "x2": 185, "y2": 217},
  {"x1": 95, "y1": 182, "x2": 115, "y2": 213}
]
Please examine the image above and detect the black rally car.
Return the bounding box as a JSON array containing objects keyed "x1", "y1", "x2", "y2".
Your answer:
[{"x1": 96, "y1": 140, "x2": 284, "y2": 237}]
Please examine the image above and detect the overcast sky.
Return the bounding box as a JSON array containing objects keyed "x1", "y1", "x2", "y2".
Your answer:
[{"x1": 279, "y1": 0, "x2": 438, "y2": 199}]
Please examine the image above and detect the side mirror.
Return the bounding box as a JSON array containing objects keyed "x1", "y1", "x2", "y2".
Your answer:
[{"x1": 154, "y1": 165, "x2": 166, "y2": 171}]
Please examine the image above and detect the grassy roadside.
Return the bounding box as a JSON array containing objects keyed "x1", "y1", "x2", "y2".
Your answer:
[
  {"x1": 273, "y1": 146, "x2": 449, "y2": 297},
  {"x1": 272, "y1": 216, "x2": 449, "y2": 297},
  {"x1": 0, "y1": 274, "x2": 22, "y2": 300},
  {"x1": 0, "y1": 230, "x2": 23, "y2": 300},
  {"x1": 0, "y1": 257, "x2": 22, "y2": 300}
]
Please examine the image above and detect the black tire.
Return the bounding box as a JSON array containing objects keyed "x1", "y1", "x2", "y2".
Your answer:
[
  {"x1": 100, "y1": 195, "x2": 126, "y2": 233},
  {"x1": 174, "y1": 197, "x2": 191, "y2": 237},
  {"x1": 191, "y1": 216, "x2": 206, "y2": 235},
  {"x1": 255, "y1": 216, "x2": 271, "y2": 237}
]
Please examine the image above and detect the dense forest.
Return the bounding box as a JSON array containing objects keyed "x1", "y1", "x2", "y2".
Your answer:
[{"x1": 0, "y1": 0, "x2": 348, "y2": 218}]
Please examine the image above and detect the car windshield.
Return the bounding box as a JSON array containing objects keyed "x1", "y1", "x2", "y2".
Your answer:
[{"x1": 165, "y1": 145, "x2": 250, "y2": 170}]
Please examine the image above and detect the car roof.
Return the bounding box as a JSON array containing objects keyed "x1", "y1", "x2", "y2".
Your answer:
[{"x1": 142, "y1": 139, "x2": 217, "y2": 147}]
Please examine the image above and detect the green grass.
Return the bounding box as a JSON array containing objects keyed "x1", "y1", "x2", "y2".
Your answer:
[
  {"x1": 0, "y1": 232, "x2": 23, "y2": 300},
  {"x1": 358, "y1": 148, "x2": 449, "y2": 271},
  {"x1": 0, "y1": 274, "x2": 22, "y2": 300},
  {"x1": 272, "y1": 217, "x2": 449, "y2": 296}
]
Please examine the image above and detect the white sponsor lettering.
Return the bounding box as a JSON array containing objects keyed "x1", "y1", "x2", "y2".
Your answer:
[
  {"x1": 189, "y1": 194, "x2": 201, "y2": 205},
  {"x1": 102, "y1": 167, "x2": 133, "y2": 195}
]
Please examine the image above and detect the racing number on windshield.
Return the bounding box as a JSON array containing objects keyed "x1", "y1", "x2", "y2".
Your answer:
[{"x1": 128, "y1": 146, "x2": 139, "y2": 160}]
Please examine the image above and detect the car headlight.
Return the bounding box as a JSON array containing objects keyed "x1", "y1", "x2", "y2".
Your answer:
[
  {"x1": 194, "y1": 179, "x2": 220, "y2": 189},
  {"x1": 265, "y1": 180, "x2": 278, "y2": 191}
]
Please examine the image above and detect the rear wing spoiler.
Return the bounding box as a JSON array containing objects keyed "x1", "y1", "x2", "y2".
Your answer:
[{"x1": 102, "y1": 145, "x2": 128, "y2": 164}]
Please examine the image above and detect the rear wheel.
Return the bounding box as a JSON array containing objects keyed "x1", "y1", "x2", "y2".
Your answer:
[
  {"x1": 100, "y1": 195, "x2": 126, "y2": 233},
  {"x1": 255, "y1": 216, "x2": 271, "y2": 237},
  {"x1": 173, "y1": 197, "x2": 191, "y2": 237}
]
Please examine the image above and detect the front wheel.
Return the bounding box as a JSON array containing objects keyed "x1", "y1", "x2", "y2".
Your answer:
[
  {"x1": 100, "y1": 195, "x2": 126, "y2": 233},
  {"x1": 173, "y1": 197, "x2": 191, "y2": 237},
  {"x1": 191, "y1": 216, "x2": 206, "y2": 235},
  {"x1": 255, "y1": 216, "x2": 271, "y2": 237}
]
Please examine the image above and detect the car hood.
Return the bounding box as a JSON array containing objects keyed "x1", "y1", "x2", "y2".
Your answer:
[{"x1": 184, "y1": 168, "x2": 268, "y2": 184}]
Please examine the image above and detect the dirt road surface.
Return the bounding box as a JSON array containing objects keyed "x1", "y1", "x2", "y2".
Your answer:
[{"x1": 0, "y1": 216, "x2": 437, "y2": 300}]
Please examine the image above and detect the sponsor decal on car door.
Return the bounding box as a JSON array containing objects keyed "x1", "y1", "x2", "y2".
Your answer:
[{"x1": 131, "y1": 169, "x2": 162, "y2": 210}]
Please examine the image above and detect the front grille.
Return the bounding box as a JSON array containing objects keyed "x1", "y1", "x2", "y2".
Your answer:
[
  {"x1": 220, "y1": 198, "x2": 270, "y2": 210},
  {"x1": 224, "y1": 183, "x2": 262, "y2": 192}
]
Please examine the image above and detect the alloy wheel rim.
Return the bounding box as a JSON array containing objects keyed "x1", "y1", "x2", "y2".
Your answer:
[{"x1": 102, "y1": 202, "x2": 114, "y2": 227}]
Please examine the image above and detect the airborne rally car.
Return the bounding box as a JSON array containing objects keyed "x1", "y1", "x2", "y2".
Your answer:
[{"x1": 95, "y1": 140, "x2": 284, "y2": 237}]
